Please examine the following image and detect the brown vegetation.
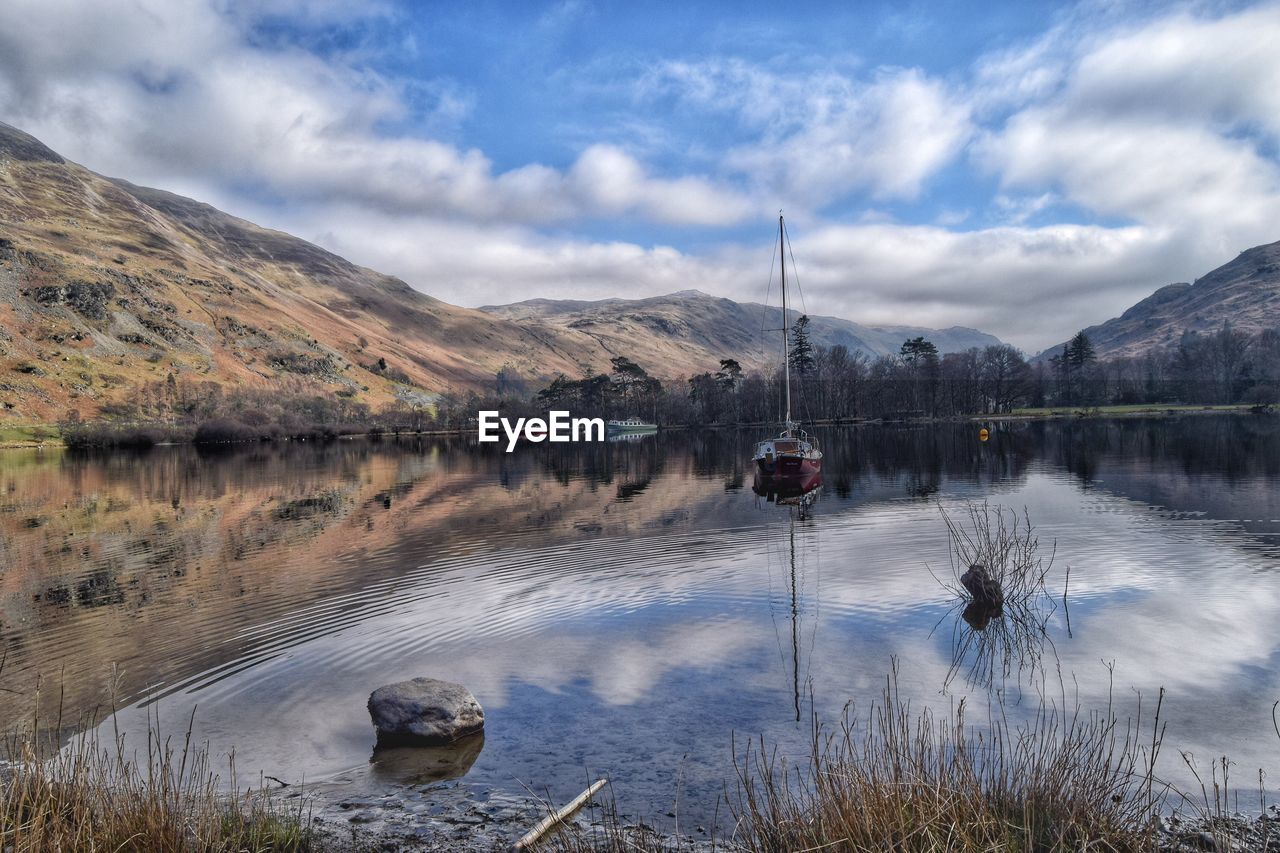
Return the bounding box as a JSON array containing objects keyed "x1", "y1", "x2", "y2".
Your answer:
[
  {"x1": 0, "y1": 122, "x2": 613, "y2": 423},
  {"x1": 729, "y1": 677, "x2": 1167, "y2": 852},
  {"x1": 1, "y1": 678, "x2": 314, "y2": 852}
]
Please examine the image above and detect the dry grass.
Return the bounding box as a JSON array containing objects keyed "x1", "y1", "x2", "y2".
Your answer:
[
  {"x1": 535, "y1": 693, "x2": 1280, "y2": 853},
  {"x1": 1171, "y1": 717, "x2": 1280, "y2": 852},
  {"x1": 729, "y1": 670, "x2": 1168, "y2": 853},
  {"x1": 1, "y1": 677, "x2": 315, "y2": 852}
]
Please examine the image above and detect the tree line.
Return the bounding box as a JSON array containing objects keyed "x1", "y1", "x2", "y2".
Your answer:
[
  {"x1": 60, "y1": 316, "x2": 1280, "y2": 446},
  {"x1": 447, "y1": 316, "x2": 1280, "y2": 427}
]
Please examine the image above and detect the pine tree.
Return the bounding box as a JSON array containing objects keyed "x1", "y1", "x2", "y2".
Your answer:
[
  {"x1": 608, "y1": 356, "x2": 661, "y2": 407},
  {"x1": 899, "y1": 336, "x2": 940, "y2": 371},
  {"x1": 1066, "y1": 331, "x2": 1096, "y2": 370},
  {"x1": 900, "y1": 337, "x2": 941, "y2": 414},
  {"x1": 715, "y1": 358, "x2": 743, "y2": 391},
  {"x1": 1061, "y1": 331, "x2": 1096, "y2": 405},
  {"x1": 789, "y1": 315, "x2": 816, "y2": 375}
]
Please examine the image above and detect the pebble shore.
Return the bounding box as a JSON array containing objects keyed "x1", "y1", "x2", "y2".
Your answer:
[
  {"x1": 303, "y1": 781, "x2": 1280, "y2": 852},
  {"x1": 1156, "y1": 809, "x2": 1280, "y2": 852},
  {"x1": 305, "y1": 781, "x2": 719, "y2": 852}
]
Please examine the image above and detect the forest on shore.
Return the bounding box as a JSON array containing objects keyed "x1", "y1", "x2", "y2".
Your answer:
[{"x1": 51, "y1": 317, "x2": 1278, "y2": 448}]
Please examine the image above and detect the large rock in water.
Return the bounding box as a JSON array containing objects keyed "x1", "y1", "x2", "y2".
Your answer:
[{"x1": 367, "y1": 678, "x2": 484, "y2": 746}]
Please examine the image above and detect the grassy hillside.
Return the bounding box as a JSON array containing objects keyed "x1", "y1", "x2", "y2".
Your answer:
[{"x1": 0, "y1": 122, "x2": 609, "y2": 422}]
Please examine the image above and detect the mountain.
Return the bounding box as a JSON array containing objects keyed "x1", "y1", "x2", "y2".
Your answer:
[
  {"x1": 0, "y1": 121, "x2": 613, "y2": 420},
  {"x1": 0, "y1": 121, "x2": 1006, "y2": 422},
  {"x1": 1039, "y1": 239, "x2": 1280, "y2": 360},
  {"x1": 482, "y1": 291, "x2": 1003, "y2": 364}
]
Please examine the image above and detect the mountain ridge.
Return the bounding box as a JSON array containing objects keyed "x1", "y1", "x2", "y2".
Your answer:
[
  {"x1": 482, "y1": 292, "x2": 1004, "y2": 360},
  {"x1": 1, "y1": 120, "x2": 616, "y2": 419},
  {"x1": 1039, "y1": 239, "x2": 1280, "y2": 360}
]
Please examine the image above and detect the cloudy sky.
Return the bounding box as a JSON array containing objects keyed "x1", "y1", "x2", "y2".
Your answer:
[{"x1": 2, "y1": 0, "x2": 1279, "y2": 353}]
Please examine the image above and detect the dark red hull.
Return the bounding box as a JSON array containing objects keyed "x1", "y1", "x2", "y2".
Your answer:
[{"x1": 754, "y1": 455, "x2": 822, "y2": 477}]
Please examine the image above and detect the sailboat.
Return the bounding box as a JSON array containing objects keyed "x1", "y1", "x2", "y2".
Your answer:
[{"x1": 752, "y1": 213, "x2": 823, "y2": 479}]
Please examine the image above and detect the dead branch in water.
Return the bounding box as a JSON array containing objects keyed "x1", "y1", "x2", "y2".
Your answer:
[{"x1": 513, "y1": 778, "x2": 608, "y2": 851}]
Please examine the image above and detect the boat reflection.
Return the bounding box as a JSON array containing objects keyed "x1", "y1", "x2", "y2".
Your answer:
[
  {"x1": 754, "y1": 472, "x2": 823, "y2": 521},
  {"x1": 752, "y1": 471, "x2": 823, "y2": 506},
  {"x1": 607, "y1": 430, "x2": 656, "y2": 443},
  {"x1": 754, "y1": 470, "x2": 824, "y2": 721}
]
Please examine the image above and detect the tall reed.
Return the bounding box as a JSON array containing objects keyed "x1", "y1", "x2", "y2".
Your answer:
[
  {"x1": 730, "y1": 670, "x2": 1167, "y2": 853},
  {"x1": 1, "y1": 676, "x2": 314, "y2": 852}
]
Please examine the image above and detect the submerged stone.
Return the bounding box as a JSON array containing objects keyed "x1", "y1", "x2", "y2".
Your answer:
[
  {"x1": 368, "y1": 677, "x2": 485, "y2": 746},
  {"x1": 960, "y1": 563, "x2": 1004, "y2": 609}
]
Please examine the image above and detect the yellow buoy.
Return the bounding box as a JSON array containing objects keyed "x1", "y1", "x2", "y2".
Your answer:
[{"x1": 979, "y1": 428, "x2": 990, "y2": 442}]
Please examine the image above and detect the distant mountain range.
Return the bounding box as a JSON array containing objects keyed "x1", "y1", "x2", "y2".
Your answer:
[
  {"x1": 1039, "y1": 239, "x2": 1280, "y2": 360},
  {"x1": 481, "y1": 292, "x2": 1002, "y2": 365},
  {"x1": 0, "y1": 121, "x2": 1008, "y2": 421}
]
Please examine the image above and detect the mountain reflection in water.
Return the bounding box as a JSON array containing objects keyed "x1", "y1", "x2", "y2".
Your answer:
[{"x1": 3, "y1": 415, "x2": 1280, "y2": 825}]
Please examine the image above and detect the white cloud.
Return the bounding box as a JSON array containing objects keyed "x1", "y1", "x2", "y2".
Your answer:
[
  {"x1": 977, "y1": 2, "x2": 1280, "y2": 260},
  {"x1": 993, "y1": 192, "x2": 1058, "y2": 225},
  {"x1": 745, "y1": 221, "x2": 1185, "y2": 351},
  {"x1": 1068, "y1": 6, "x2": 1280, "y2": 138},
  {"x1": 288, "y1": 204, "x2": 1181, "y2": 352},
  {"x1": 733, "y1": 69, "x2": 972, "y2": 204},
  {"x1": 289, "y1": 208, "x2": 730, "y2": 307},
  {"x1": 564, "y1": 144, "x2": 753, "y2": 225},
  {"x1": 986, "y1": 112, "x2": 1280, "y2": 240},
  {"x1": 970, "y1": 32, "x2": 1069, "y2": 115},
  {"x1": 640, "y1": 60, "x2": 973, "y2": 206},
  {"x1": 0, "y1": 0, "x2": 751, "y2": 228}
]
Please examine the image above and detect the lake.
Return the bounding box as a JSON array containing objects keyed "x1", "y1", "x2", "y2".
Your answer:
[{"x1": 3, "y1": 415, "x2": 1280, "y2": 832}]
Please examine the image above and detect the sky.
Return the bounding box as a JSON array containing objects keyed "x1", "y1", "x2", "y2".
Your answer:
[{"x1": 2, "y1": 0, "x2": 1279, "y2": 354}]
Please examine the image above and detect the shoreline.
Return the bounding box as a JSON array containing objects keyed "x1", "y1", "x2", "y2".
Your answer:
[
  {"x1": 0, "y1": 403, "x2": 1264, "y2": 452},
  {"x1": 7, "y1": 743, "x2": 1278, "y2": 852},
  {"x1": 303, "y1": 780, "x2": 1280, "y2": 852}
]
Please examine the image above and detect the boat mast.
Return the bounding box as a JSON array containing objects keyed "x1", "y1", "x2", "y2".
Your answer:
[{"x1": 780, "y1": 212, "x2": 792, "y2": 433}]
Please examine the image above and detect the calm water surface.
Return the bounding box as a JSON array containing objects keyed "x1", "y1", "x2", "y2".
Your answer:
[{"x1": 3, "y1": 416, "x2": 1280, "y2": 826}]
